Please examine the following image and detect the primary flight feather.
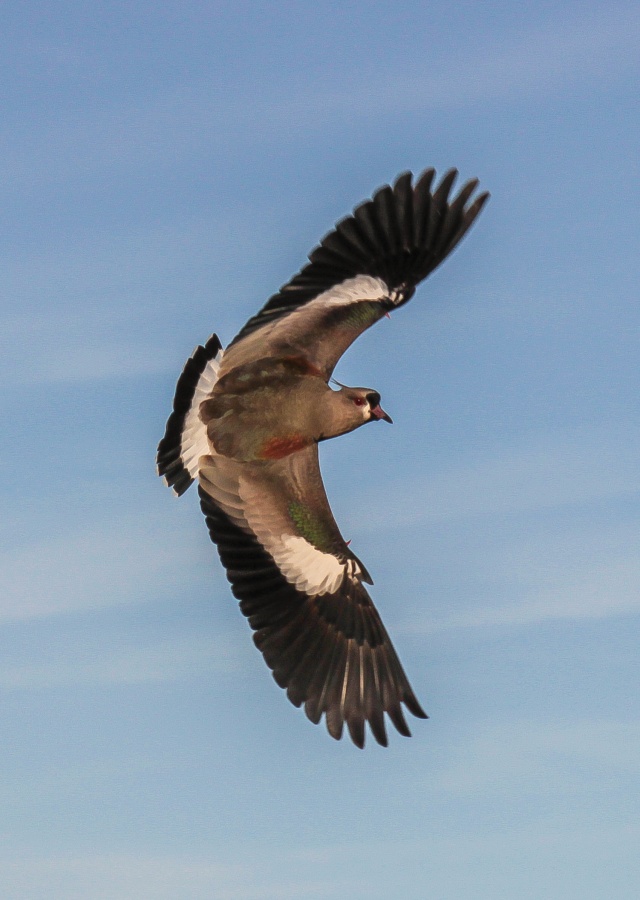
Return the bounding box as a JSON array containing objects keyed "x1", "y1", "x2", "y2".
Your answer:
[{"x1": 157, "y1": 168, "x2": 489, "y2": 748}]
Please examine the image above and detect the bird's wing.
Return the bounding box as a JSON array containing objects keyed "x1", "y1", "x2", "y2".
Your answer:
[
  {"x1": 198, "y1": 444, "x2": 426, "y2": 748},
  {"x1": 220, "y1": 168, "x2": 489, "y2": 379}
]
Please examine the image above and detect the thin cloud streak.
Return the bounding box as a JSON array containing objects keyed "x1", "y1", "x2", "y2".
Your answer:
[
  {"x1": 315, "y1": 6, "x2": 640, "y2": 115},
  {"x1": 3, "y1": 821, "x2": 639, "y2": 900},
  {"x1": 0, "y1": 217, "x2": 272, "y2": 385},
  {"x1": 0, "y1": 853, "x2": 342, "y2": 900},
  {"x1": 1, "y1": 7, "x2": 638, "y2": 194},
  {"x1": 404, "y1": 517, "x2": 640, "y2": 631},
  {"x1": 0, "y1": 517, "x2": 203, "y2": 623},
  {"x1": 436, "y1": 559, "x2": 640, "y2": 630},
  {"x1": 0, "y1": 326, "x2": 169, "y2": 384},
  {"x1": 0, "y1": 636, "x2": 241, "y2": 690},
  {"x1": 358, "y1": 424, "x2": 640, "y2": 631},
  {"x1": 431, "y1": 719, "x2": 640, "y2": 796},
  {"x1": 356, "y1": 424, "x2": 640, "y2": 530}
]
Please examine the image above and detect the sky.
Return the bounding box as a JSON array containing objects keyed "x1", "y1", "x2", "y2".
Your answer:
[{"x1": 1, "y1": 1, "x2": 639, "y2": 897}]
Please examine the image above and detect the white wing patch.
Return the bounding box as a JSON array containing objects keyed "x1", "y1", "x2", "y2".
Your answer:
[
  {"x1": 200, "y1": 462, "x2": 361, "y2": 597},
  {"x1": 180, "y1": 347, "x2": 224, "y2": 478},
  {"x1": 200, "y1": 448, "x2": 365, "y2": 598},
  {"x1": 276, "y1": 535, "x2": 359, "y2": 596},
  {"x1": 288, "y1": 274, "x2": 388, "y2": 315}
]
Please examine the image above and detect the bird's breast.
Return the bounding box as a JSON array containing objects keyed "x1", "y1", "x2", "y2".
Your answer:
[
  {"x1": 201, "y1": 369, "x2": 328, "y2": 461},
  {"x1": 257, "y1": 434, "x2": 312, "y2": 459}
]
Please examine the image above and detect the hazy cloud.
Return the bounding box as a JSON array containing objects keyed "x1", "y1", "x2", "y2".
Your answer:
[
  {"x1": 0, "y1": 515, "x2": 202, "y2": 623},
  {"x1": 0, "y1": 635, "x2": 241, "y2": 690},
  {"x1": 316, "y1": 5, "x2": 640, "y2": 115},
  {"x1": 0, "y1": 222, "x2": 245, "y2": 385},
  {"x1": 403, "y1": 514, "x2": 640, "y2": 631},
  {"x1": 2, "y1": 6, "x2": 638, "y2": 197},
  {"x1": 0, "y1": 852, "x2": 346, "y2": 900},
  {"x1": 357, "y1": 424, "x2": 640, "y2": 530},
  {"x1": 432, "y1": 719, "x2": 640, "y2": 795}
]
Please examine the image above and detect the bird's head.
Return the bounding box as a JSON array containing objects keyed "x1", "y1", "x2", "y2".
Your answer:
[{"x1": 329, "y1": 382, "x2": 393, "y2": 435}]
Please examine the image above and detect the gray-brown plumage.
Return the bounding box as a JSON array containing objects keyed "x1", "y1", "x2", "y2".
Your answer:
[{"x1": 157, "y1": 168, "x2": 489, "y2": 747}]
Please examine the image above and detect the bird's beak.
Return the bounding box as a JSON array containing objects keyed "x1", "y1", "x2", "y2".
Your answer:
[{"x1": 370, "y1": 404, "x2": 393, "y2": 424}]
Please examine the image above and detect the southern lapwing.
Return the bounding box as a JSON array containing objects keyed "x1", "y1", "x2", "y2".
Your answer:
[{"x1": 157, "y1": 169, "x2": 489, "y2": 747}]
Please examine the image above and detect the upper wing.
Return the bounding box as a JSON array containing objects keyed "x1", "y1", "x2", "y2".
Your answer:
[
  {"x1": 219, "y1": 168, "x2": 489, "y2": 379},
  {"x1": 198, "y1": 445, "x2": 426, "y2": 748}
]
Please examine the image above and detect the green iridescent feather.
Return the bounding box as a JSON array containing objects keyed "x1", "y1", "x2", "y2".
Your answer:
[
  {"x1": 341, "y1": 301, "x2": 384, "y2": 330},
  {"x1": 288, "y1": 501, "x2": 335, "y2": 551}
]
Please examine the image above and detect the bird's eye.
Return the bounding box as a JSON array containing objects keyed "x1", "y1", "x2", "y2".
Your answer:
[{"x1": 353, "y1": 397, "x2": 366, "y2": 407}]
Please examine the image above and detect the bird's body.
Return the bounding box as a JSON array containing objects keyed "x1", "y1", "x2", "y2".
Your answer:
[
  {"x1": 200, "y1": 356, "x2": 382, "y2": 461},
  {"x1": 158, "y1": 169, "x2": 489, "y2": 747}
]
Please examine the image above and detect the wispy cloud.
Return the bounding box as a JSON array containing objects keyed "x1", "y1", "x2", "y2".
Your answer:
[
  {"x1": 0, "y1": 222, "x2": 246, "y2": 385},
  {"x1": 0, "y1": 515, "x2": 203, "y2": 623},
  {"x1": 314, "y1": 6, "x2": 640, "y2": 115},
  {"x1": 398, "y1": 512, "x2": 640, "y2": 631},
  {"x1": 356, "y1": 423, "x2": 640, "y2": 530},
  {"x1": 431, "y1": 719, "x2": 640, "y2": 796},
  {"x1": 0, "y1": 852, "x2": 344, "y2": 900},
  {"x1": 1, "y1": 318, "x2": 168, "y2": 383},
  {"x1": 353, "y1": 424, "x2": 640, "y2": 630},
  {"x1": 2, "y1": 6, "x2": 638, "y2": 199},
  {"x1": 0, "y1": 635, "x2": 241, "y2": 690},
  {"x1": 431, "y1": 540, "x2": 640, "y2": 630},
  {"x1": 3, "y1": 818, "x2": 639, "y2": 900}
]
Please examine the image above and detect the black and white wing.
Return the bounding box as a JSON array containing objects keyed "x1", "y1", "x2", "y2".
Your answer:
[
  {"x1": 198, "y1": 445, "x2": 427, "y2": 748},
  {"x1": 219, "y1": 168, "x2": 489, "y2": 379}
]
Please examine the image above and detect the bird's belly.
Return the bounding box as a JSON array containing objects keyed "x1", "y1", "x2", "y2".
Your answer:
[{"x1": 203, "y1": 393, "x2": 315, "y2": 461}]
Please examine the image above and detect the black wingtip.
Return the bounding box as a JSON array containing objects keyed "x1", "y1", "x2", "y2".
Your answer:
[
  {"x1": 403, "y1": 689, "x2": 429, "y2": 720},
  {"x1": 347, "y1": 716, "x2": 366, "y2": 749},
  {"x1": 230, "y1": 168, "x2": 489, "y2": 345},
  {"x1": 198, "y1": 487, "x2": 429, "y2": 750},
  {"x1": 388, "y1": 703, "x2": 412, "y2": 738}
]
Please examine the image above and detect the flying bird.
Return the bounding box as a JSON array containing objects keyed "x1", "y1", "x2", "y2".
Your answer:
[{"x1": 157, "y1": 168, "x2": 489, "y2": 748}]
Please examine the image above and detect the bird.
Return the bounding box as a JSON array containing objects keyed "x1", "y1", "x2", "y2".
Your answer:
[{"x1": 157, "y1": 168, "x2": 489, "y2": 748}]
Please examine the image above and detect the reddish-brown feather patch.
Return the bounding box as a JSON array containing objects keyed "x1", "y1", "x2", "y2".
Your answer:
[
  {"x1": 259, "y1": 435, "x2": 310, "y2": 459},
  {"x1": 282, "y1": 356, "x2": 324, "y2": 378}
]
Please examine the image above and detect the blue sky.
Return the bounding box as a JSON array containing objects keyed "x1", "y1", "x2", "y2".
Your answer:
[{"x1": 1, "y1": 1, "x2": 639, "y2": 897}]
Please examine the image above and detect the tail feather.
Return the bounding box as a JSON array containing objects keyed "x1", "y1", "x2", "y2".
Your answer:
[{"x1": 157, "y1": 333, "x2": 224, "y2": 496}]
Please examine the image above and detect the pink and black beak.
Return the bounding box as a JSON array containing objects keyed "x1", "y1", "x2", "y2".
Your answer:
[{"x1": 366, "y1": 391, "x2": 393, "y2": 424}]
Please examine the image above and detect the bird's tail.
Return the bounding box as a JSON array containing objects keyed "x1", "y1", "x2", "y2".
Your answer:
[{"x1": 156, "y1": 333, "x2": 224, "y2": 496}]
